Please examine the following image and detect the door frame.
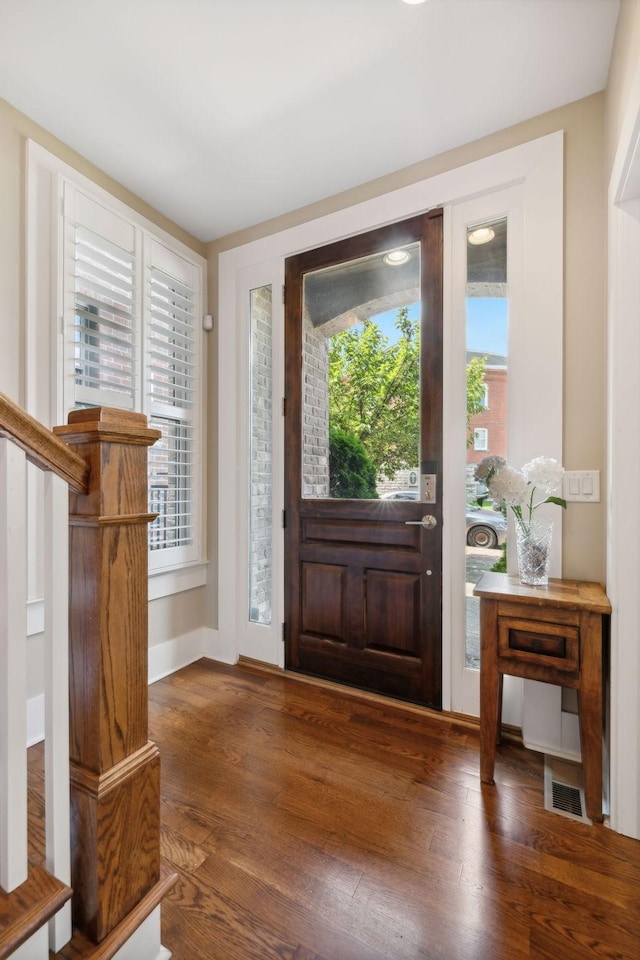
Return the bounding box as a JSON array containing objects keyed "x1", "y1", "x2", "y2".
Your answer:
[
  {"x1": 217, "y1": 132, "x2": 564, "y2": 724},
  {"x1": 606, "y1": 67, "x2": 640, "y2": 840}
]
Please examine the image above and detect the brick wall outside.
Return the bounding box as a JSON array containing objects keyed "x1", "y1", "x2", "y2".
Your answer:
[
  {"x1": 302, "y1": 319, "x2": 330, "y2": 498},
  {"x1": 467, "y1": 366, "x2": 508, "y2": 464}
]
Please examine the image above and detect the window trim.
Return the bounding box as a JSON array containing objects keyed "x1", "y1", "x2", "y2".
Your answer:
[
  {"x1": 26, "y1": 141, "x2": 208, "y2": 599},
  {"x1": 473, "y1": 427, "x2": 488, "y2": 451}
]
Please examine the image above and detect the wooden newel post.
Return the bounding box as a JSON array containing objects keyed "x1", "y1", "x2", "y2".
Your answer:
[{"x1": 53, "y1": 407, "x2": 162, "y2": 943}]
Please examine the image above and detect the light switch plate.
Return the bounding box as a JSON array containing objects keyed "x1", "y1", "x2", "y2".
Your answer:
[{"x1": 562, "y1": 470, "x2": 600, "y2": 503}]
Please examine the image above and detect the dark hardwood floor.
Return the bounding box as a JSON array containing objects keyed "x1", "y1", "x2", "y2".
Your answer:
[{"x1": 147, "y1": 659, "x2": 640, "y2": 960}]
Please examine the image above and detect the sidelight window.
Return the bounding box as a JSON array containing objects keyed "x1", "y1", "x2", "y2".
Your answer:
[
  {"x1": 249, "y1": 284, "x2": 274, "y2": 625},
  {"x1": 465, "y1": 217, "x2": 508, "y2": 669}
]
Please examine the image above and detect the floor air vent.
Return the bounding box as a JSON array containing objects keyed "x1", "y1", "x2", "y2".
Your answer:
[
  {"x1": 543, "y1": 757, "x2": 590, "y2": 824},
  {"x1": 551, "y1": 780, "x2": 584, "y2": 818}
]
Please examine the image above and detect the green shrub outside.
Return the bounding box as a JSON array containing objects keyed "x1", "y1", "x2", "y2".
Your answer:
[{"x1": 329, "y1": 428, "x2": 378, "y2": 499}]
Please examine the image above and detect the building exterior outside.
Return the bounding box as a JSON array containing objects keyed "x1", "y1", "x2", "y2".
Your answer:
[{"x1": 467, "y1": 354, "x2": 508, "y2": 465}]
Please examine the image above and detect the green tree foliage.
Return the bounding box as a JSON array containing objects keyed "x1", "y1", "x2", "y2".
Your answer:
[
  {"x1": 329, "y1": 427, "x2": 378, "y2": 499},
  {"x1": 466, "y1": 354, "x2": 488, "y2": 447},
  {"x1": 328, "y1": 307, "x2": 487, "y2": 477},
  {"x1": 329, "y1": 307, "x2": 419, "y2": 480},
  {"x1": 491, "y1": 540, "x2": 507, "y2": 573}
]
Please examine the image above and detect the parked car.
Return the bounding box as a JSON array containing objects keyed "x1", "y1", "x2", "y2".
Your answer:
[
  {"x1": 380, "y1": 491, "x2": 506, "y2": 548},
  {"x1": 465, "y1": 507, "x2": 507, "y2": 548}
]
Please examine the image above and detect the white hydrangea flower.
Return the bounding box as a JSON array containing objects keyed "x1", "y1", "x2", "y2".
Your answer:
[
  {"x1": 522, "y1": 456, "x2": 564, "y2": 494},
  {"x1": 474, "y1": 456, "x2": 507, "y2": 481},
  {"x1": 488, "y1": 466, "x2": 528, "y2": 507}
]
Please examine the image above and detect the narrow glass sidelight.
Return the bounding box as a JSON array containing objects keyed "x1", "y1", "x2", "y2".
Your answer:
[
  {"x1": 249, "y1": 285, "x2": 273, "y2": 625},
  {"x1": 465, "y1": 217, "x2": 508, "y2": 668},
  {"x1": 301, "y1": 242, "x2": 421, "y2": 500}
]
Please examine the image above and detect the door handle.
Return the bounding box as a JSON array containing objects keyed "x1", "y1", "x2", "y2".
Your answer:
[{"x1": 405, "y1": 515, "x2": 437, "y2": 529}]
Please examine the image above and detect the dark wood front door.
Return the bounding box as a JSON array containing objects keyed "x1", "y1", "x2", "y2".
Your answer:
[{"x1": 284, "y1": 211, "x2": 443, "y2": 708}]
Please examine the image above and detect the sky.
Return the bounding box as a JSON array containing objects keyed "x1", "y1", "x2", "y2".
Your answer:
[
  {"x1": 371, "y1": 297, "x2": 508, "y2": 356},
  {"x1": 466, "y1": 298, "x2": 508, "y2": 356}
]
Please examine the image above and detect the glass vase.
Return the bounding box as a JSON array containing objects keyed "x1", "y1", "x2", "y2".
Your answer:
[{"x1": 515, "y1": 519, "x2": 553, "y2": 586}]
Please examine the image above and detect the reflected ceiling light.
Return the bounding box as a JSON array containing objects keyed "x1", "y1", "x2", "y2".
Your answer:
[
  {"x1": 383, "y1": 249, "x2": 410, "y2": 266},
  {"x1": 468, "y1": 227, "x2": 495, "y2": 245},
  {"x1": 402, "y1": 0, "x2": 428, "y2": 5}
]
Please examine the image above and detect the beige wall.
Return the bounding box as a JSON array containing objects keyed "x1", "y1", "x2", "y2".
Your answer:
[
  {"x1": 209, "y1": 93, "x2": 607, "y2": 584},
  {"x1": 605, "y1": 0, "x2": 640, "y2": 180},
  {"x1": 148, "y1": 590, "x2": 207, "y2": 650}
]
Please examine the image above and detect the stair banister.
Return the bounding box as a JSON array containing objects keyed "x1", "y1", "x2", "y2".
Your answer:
[
  {"x1": 52, "y1": 406, "x2": 166, "y2": 943},
  {"x1": 0, "y1": 390, "x2": 89, "y2": 493}
]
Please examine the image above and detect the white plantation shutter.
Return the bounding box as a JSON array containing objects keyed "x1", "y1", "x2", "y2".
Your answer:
[
  {"x1": 74, "y1": 228, "x2": 136, "y2": 405},
  {"x1": 66, "y1": 189, "x2": 138, "y2": 411},
  {"x1": 148, "y1": 271, "x2": 195, "y2": 407},
  {"x1": 146, "y1": 242, "x2": 200, "y2": 561},
  {"x1": 63, "y1": 184, "x2": 204, "y2": 571}
]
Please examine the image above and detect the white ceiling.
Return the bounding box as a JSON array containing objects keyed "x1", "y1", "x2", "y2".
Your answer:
[{"x1": 0, "y1": 0, "x2": 620, "y2": 243}]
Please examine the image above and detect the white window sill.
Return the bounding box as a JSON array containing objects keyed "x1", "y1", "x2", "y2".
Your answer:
[{"x1": 148, "y1": 561, "x2": 209, "y2": 601}]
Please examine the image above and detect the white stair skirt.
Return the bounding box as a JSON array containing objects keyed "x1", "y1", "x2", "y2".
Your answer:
[{"x1": 9, "y1": 908, "x2": 170, "y2": 960}]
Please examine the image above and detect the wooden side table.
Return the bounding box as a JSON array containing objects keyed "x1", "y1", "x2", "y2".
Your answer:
[{"x1": 473, "y1": 572, "x2": 611, "y2": 822}]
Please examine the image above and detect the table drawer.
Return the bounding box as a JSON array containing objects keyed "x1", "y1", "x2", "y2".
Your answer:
[{"x1": 498, "y1": 616, "x2": 579, "y2": 672}]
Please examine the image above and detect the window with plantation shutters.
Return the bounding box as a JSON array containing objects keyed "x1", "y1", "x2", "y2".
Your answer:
[
  {"x1": 146, "y1": 244, "x2": 198, "y2": 557},
  {"x1": 62, "y1": 183, "x2": 204, "y2": 574}
]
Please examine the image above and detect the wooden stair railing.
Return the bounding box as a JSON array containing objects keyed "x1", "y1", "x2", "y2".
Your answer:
[
  {"x1": 0, "y1": 393, "x2": 176, "y2": 958},
  {"x1": 53, "y1": 407, "x2": 167, "y2": 944},
  {"x1": 0, "y1": 391, "x2": 89, "y2": 493}
]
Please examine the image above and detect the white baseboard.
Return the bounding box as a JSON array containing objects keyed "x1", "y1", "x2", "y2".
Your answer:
[
  {"x1": 148, "y1": 628, "x2": 208, "y2": 684},
  {"x1": 524, "y1": 735, "x2": 581, "y2": 764},
  {"x1": 522, "y1": 679, "x2": 581, "y2": 762},
  {"x1": 27, "y1": 693, "x2": 45, "y2": 747},
  {"x1": 203, "y1": 626, "x2": 238, "y2": 664}
]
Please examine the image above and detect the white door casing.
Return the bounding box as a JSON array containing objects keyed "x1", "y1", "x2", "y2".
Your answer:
[{"x1": 607, "y1": 61, "x2": 640, "y2": 840}]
